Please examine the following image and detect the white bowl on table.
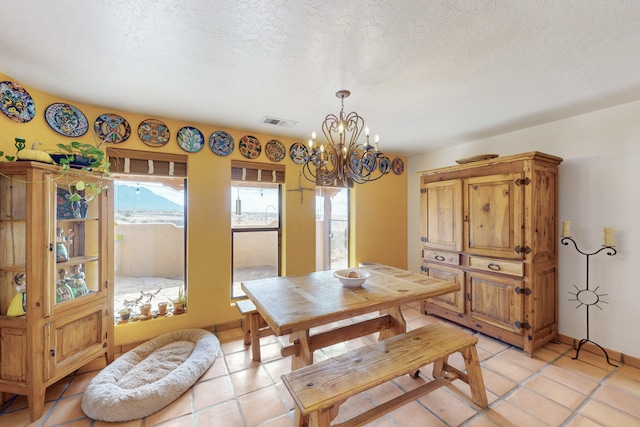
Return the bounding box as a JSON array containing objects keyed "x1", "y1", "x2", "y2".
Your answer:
[{"x1": 334, "y1": 268, "x2": 371, "y2": 288}]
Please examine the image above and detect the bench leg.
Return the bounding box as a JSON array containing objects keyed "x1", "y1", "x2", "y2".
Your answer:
[
  {"x1": 432, "y1": 355, "x2": 448, "y2": 379},
  {"x1": 293, "y1": 408, "x2": 309, "y2": 427},
  {"x1": 461, "y1": 345, "x2": 488, "y2": 408},
  {"x1": 249, "y1": 312, "x2": 262, "y2": 361},
  {"x1": 310, "y1": 408, "x2": 333, "y2": 427},
  {"x1": 243, "y1": 314, "x2": 251, "y2": 345}
]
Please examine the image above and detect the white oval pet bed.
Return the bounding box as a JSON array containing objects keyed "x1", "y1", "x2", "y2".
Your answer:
[{"x1": 81, "y1": 328, "x2": 220, "y2": 422}]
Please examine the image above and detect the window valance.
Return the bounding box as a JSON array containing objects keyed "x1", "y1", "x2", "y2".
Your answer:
[
  {"x1": 107, "y1": 148, "x2": 188, "y2": 177},
  {"x1": 231, "y1": 160, "x2": 285, "y2": 183}
]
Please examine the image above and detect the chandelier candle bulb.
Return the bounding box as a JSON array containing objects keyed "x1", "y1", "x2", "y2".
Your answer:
[
  {"x1": 604, "y1": 227, "x2": 614, "y2": 246},
  {"x1": 562, "y1": 220, "x2": 571, "y2": 238}
]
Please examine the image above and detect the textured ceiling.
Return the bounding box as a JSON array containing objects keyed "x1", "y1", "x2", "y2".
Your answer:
[{"x1": 3, "y1": 1, "x2": 640, "y2": 156}]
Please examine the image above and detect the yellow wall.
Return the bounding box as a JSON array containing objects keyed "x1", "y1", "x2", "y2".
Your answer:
[{"x1": 0, "y1": 72, "x2": 408, "y2": 345}]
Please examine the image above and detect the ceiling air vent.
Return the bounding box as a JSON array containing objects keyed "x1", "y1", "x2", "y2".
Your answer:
[{"x1": 260, "y1": 116, "x2": 298, "y2": 128}]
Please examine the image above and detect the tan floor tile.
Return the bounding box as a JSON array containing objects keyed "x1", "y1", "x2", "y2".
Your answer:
[
  {"x1": 486, "y1": 401, "x2": 548, "y2": 427},
  {"x1": 275, "y1": 381, "x2": 296, "y2": 411},
  {"x1": 531, "y1": 346, "x2": 564, "y2": 363},
  {"x1": 334, "y1": 392, "x2": 376, "y2": 423},
  {"x1": 540, "y1": 364, "x2": 600, "y2": 394},
  {"x1": 0, "y1": 401, "x2": 54, "y2": 427},
  {"x1": 262, "y1": 356, "x2": 291, "y2": 384},
  {"x1": 506, "y1": 387, "x2": 573, "y2": 425},
  {"x1": 483, "y1": 357, "x2": 536, "y2": 383},
  {"x1": 196, "y1": 400, "x2": 245, "y2": 427},
  {"x1": 553, "y1": 355, "x2": 610, "y2": 382},
  {"x1": 216, "y1": 327, "x2": 245, "y2": 343},
  {"x1": 524, "y1": 375, "x2": 587, "y2": 410},
  {"x1": 238, "y1": 386, "x2": 287, "y2": 426},
  {"x1": 542, "y1": 340, "x2": 573, "y2": 355},
  {"x1": 94, "y1": 418, "x2": 143, "y2": 427},
  {"x1": 225, "y1": 348, "x2": 261, "y2": 374},
  {"x1": 605, "y1": 367, "x2": 640, "y2": 397},
  {"x1": 464, "y1": 414, "x2": 503, "y2": 426},
  {"x1": 477, "y1": 367, "x2": 518, "y2": 397},
  {"x1": 578, "y1": 399, "x2": 640, "y2": 426},
  {"x1": 366, "y1": 380, "x2": 405, "y2": 404},
  {"x1": 198, "y1": 354, "x2": 229, "y2": 381},
  {"x1": 387, "y1": 400, "x2": 447, "y2": 426},
  {"x1": 497, "y1": 348, "x2": 548, "y2": 372},
  {"x1": 229, "y1": 365, "x2": 275, "y2": 396},
  {"x1": 42, "y1": 395, "x2": 85, "y2": 427},
  {"x1": 475, "y1": 334, "x2": 511, "y2": 355},
  {"x1": 417, "y1": 386, "x2": 479, "y2": 425},
  {"x1": 63, "y1": 371, "x2": 99, "y2": 397},
  {"x1": 144, "y1": 390, "x2": 193, "y2": 426},
  {"x1": 193, "y1": 376, "x2": 236, "y2": 411},
  {"x1": 564, "y1": 415, "x2": 604, "y2": 426},
  {"x1": 592, "y1": 384, "x2": 640, "y2": 418},
  {"x1": 258, "y1": 412, "x2": 294, "y2": 427}
]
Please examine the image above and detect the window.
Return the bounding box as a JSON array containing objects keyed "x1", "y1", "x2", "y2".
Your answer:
[
  {"x1": 108, "y1": 148, "x2": 188, "y2": 316},
  {"x1": 315, "y1": 187, "x2": 349, "y2": 270},
  {"x1": 231, "y1": 182, "x2": 281, "y2": 298}
]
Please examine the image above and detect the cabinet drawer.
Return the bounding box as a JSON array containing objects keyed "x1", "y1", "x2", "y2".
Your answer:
[
  {"x1": 468, "y1": 256, "x2": 523, "y2": 277},
  {"x1": 423, "y1": 250, "x2": 460, "y2": 266}
]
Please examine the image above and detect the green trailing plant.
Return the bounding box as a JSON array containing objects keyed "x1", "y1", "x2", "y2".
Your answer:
[
  {"x1": 55, "y1": 141, "x2": 111, "y2": 203},
  {"x1": 56, "y1": 141, "x2": 110, "y2": 174}
]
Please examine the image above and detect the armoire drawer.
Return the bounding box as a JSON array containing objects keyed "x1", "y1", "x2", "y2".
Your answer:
[
  {"x1": 423, "y1": 250, "x2": 460, "y2": 266},
  {"x1": 468, "y1": 256, "x2": 523, "y2": 277}
]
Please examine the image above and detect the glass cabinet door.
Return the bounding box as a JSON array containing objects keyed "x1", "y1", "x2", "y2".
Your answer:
[{"x1": 54, "y1": 178, "x2": 103, "y2": 307}]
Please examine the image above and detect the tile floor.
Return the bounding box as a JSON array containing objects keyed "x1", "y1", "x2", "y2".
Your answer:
[{"x1": 1, "y1": 302, "x2": 640, "y2": 427}]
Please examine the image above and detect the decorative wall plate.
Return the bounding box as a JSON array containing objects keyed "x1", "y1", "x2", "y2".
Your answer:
[
  {"x1": 138, "y1": 119, "x2": 170, "y2": 147},
  {"x1": 391, "y1": 158, "x2": 404, "y2": 175},
  {"x1": 45, "y1": 103, "x2": 89, "y2": 137},
  {"x1": 265, "y1": 139, "x2": 286, "y2": 162},
  {"x1": 209, "y1": 131, "x2": 234, "y2": 156},
  {"x1": 239, "y1": 135, "x2": 261, "y2": 159},
  {"x1": 289, "y1": 142, "x2": 309, "y2": 164},
  {"x1": 379, "y1": 156, "x2": 391, "y2": 174},
  {"x1": 0, "y1": 81, "x2": 35, "y2": 123},
  {"x1": 94, "y1": 113, "x2": 131, "y2": 144},
  {"x1": 455, "y1": 154, "x2": 499, "y2": 164},
  {"x1": 177, "y1": 126, "x2": 205, "y2": 153},
  {"x1": 361, "y1": 151, "x2": 377, "y2": 172}
]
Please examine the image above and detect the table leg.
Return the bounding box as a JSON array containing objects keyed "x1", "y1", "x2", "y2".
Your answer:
[
  {"x1": 378, "y1": 305, "x2": 406, "y2": 341},
  {"x1": 291, "y1": 330, "x2": 313, "y2": 370}
]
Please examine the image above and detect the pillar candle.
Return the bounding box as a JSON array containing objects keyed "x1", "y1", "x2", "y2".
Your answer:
[
  {"x1": 604, "y1": 227, "x2": 614, "y2": 246},
  {"x1": 561, "y1": 220, "x2": 571, "y2": 238}
]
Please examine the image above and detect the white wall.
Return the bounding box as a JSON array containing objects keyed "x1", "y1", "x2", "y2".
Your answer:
[{"x1": 408, "y1": 100, "x2": 640, "y2": 358}]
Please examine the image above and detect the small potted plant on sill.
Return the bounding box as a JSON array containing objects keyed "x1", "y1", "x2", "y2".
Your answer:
[
  {"x1": 172, "y1": 284, "x2": 186, "y2": 314},
  {"x1": 118, "y1": 299, "x2": 137, "y2": 323},
  {"x1": 136, "y1": 289, "x2": 160, "y2": 318}
]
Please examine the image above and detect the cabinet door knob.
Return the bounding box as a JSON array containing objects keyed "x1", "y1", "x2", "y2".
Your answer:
[
  {"x1": 435, "y1": 255, "x2": 445, "y2": 262},
  {"x1": 487, "y1": 263, "x2": 501, "y2": 271}
]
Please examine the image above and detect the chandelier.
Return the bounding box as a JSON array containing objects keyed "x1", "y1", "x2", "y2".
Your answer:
[{"x1": 302, "y1": 90, "x2": 385, "y2": 187}]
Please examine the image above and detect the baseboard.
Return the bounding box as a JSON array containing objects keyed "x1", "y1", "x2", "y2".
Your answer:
[{"x1": 558, "y1": 333, "x2": 640, "y2": 369}]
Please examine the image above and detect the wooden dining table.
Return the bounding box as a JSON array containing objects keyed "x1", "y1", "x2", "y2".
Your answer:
[{"x1": 240, "y1": 263, "x2": 460, "y2": 370}]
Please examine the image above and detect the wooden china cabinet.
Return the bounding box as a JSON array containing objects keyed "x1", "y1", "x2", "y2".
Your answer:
[
  {"x1": 0, "y1": 161, "x2": 114, "y2": 420},
  {"x1": 419, "y1": 152, "x2": 562, "y2": 355}
]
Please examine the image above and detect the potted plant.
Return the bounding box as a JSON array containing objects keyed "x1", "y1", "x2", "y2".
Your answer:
[
  {"x1": 53, "y1": 141, "x2": 111, "y2": 215},
  {"x1": 136, "y1": 289, "x2": 160, "y2": 317},
  {"x1": 172, "y1": 284, "x2": 186, "y2": 314},
  {"x1": 53, "y1": 141, "x2": 110, "y2": 174},
  {"x1": 118, "y1": 299, "x2": 137, "y2": 322}
]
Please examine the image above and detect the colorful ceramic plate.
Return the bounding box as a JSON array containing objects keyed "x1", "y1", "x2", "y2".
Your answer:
[
  {"x1": 455, "y1": 154, "x2": 499, "y2": 164},
  {"x1": 392, "y1": 158, "x2": 404, "y2": 175},
  {"x1": 265, "y1": 139, "x2": 286, "y2": 162},
  {"x1": 289, "y1": 142, "x2": 309, "y2": 164},
  {"x1": 0, "y1": 81, "x2": 35, "y2": 123},
  {"x1": 379, "y1": 156, "x2": 391, "y2": 174},
  {"x1": 138, "y1": 119, "x2": 170, "y2": 147},
  {"x1": 45, "y1": 103, "x2": 89, "y2": 137},
  {"x1": 209, "y1": 131, "x2": 234, "y2": 156},
  {"x1": 361, "y1": 151, "x2": 377, "y2": 172},
  {"x1": 177, "y1": 126, "x2": 205, "y2": 153},
  {"x1": 94, "y1": 113, "x2": 131, "y2": 144},
  {"x1": 239, "y1": 135, "x2": 261, "y2": 159}
]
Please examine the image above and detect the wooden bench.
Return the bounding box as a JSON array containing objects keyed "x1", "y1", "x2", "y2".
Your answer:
[
  {"x1": 236, "y1": 299, "x2": 274, "y2": 361},
  {"x1": 281, "y1": 321, "x2": 488, "y2": 427}
]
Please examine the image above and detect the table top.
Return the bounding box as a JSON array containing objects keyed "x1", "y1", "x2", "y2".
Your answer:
[{"x1": 241, "y1": 264, "x2": 460, "y2": 336}]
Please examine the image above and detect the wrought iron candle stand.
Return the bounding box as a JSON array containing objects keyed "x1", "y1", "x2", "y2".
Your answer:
[{"x1": 561, "y1": 236, "x2": 617, "y2": 366}]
